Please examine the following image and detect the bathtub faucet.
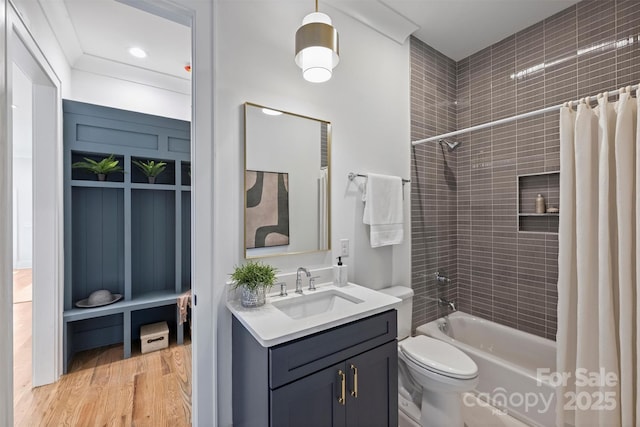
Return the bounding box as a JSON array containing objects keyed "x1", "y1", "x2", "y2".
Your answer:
[
  {"x1": 434, "y1": 271, "x2": 452, "y2": 285},
  {"x1": 438, "y1": 297, "x2": 456, "y2": 312}
]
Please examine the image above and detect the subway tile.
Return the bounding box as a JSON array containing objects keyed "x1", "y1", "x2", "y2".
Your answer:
[
  {"x1": 577, "y1": 1, "x2": 616, "y2": 46},
  {"x1": 410, "y1": 0, "x2": 630, "y2": 340},
  {"x1": 545, "y1": 5, "x2": 577, "y2": 59}
]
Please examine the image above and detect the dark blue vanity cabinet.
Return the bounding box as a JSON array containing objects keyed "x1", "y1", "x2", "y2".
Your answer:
[
  {"x1": 62, "y1": 100, "x2": 191, "y2": 372},
  {"x1": 232, "y1": 310, "x2": 398, "y2": 427}
]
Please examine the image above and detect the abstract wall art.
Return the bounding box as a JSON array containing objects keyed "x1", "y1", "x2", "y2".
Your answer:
[{"x1": 245, "y1": 170, "x2": 290, "y2": 248}]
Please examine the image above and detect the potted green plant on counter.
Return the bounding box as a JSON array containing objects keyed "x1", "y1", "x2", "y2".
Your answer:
[
  {"x1": 72, "y1": 154, "x2": 123, "y2": 181},
  {"x1": 230, "y1": 260, "x2": 278, "y2": 307},
  {"x1": 133, "y1": 159, "x2": 167, "y2": 184}
]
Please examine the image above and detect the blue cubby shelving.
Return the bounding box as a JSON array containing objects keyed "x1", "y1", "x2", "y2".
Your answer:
[{"x1": 63, "y1": 100, "x2": 191, "y2": 372}]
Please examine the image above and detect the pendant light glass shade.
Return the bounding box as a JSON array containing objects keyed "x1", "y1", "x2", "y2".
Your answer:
[{"x1": 295, "y1": 11, "x2": 339, "y2": 83}]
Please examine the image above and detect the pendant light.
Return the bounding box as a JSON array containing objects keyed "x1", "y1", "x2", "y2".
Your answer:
[{"x1": 295, "y1": 0, "x2": 339, "y2": 83}]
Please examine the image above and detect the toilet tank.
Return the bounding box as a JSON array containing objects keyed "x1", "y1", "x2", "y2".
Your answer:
[{"x1": 379, "y1": 286, "x2": 414, "y2": 340}]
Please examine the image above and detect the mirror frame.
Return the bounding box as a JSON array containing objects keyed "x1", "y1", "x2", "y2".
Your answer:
[{"x1": 243, "y1": 102, "x2": 331, "y2": 259}]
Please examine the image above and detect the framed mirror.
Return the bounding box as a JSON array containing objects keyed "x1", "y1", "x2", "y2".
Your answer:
[{"x1": 244, "y1": 102, "x2": 331, "y2": 258}]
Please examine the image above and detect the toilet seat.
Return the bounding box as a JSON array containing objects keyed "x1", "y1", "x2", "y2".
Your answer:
[{"x1": 399, "y1": 335, "x2": 477, "y2": 380}]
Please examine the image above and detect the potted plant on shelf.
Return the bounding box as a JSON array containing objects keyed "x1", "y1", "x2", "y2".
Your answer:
[
  {"x1": 72, "y1": 154, "x2": 124, "y2": 181},
  {"x1": 230, "y1": 260, "x2": 278, "y2": 307},
  {"x1": 133, "y1": 159, "x2": 167, "y2": 184}
]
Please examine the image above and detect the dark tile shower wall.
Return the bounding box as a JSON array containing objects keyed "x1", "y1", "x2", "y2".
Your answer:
[
  {"x1": 410, "y1": 39, "x2": 458, "y2": 329},
  {"x1": 410, "y1": 0, "x2": 640, "y2": 339}
]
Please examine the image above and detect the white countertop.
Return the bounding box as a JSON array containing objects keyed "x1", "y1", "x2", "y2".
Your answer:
[{"x1": 226, "y1": 282, "x2": 402, "y2": 347}]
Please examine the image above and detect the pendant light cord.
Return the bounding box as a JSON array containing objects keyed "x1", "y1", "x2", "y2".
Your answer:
[{"x1": 315, "y1": 0, "x2": 318, "y2": 12}]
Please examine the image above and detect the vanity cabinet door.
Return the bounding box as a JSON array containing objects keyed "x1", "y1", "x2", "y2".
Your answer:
[
  {"x1": 232, "y1": 311, "x2": 398, "y2": 427},
  {"x1": 345, "y1": 341, "x2": 398, "y2": 427},
  {"x1": 271, "y1": 362, "x2": 347, "y2": 427}
]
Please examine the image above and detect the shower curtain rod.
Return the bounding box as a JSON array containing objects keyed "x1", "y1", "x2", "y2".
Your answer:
[{"x1": 411, "y1": 83, "x2": 640, "y2": 146}]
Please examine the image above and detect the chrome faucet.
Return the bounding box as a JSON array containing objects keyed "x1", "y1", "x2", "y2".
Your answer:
[
  {"x1": 435, "y1": 271, "x2": 452, "y2": 285},
  {"x1": 296, "y1": 267, "x2": 311, "y2": 294},
  {"x1": 438, "y1": 297, "x2": 456, "y2": 312}
]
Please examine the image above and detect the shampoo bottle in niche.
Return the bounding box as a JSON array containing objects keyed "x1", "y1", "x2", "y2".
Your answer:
[
  {"x1": 334, "y1": 257, "x2": 348, "y2": 287},
  {"x1": 536, "y1": 194, "x2": 546, "y2": 214}
]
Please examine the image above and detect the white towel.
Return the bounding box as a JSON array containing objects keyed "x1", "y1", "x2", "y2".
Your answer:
[{"x1": 362, "y1": 173, "x2": 404, "y2": 247}]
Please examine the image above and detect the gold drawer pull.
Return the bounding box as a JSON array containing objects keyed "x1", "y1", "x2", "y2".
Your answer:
[
  {"x1": 338, "y1": 369, "x2": 346, "y2": 405},
  {"x1": 350, "y1": 364, "x2": 358, "y2": 397}
]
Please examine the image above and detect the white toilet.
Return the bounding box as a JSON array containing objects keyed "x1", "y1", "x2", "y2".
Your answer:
[{"x1": 380, "y1": 286, "x2": 479, "y2": 427}]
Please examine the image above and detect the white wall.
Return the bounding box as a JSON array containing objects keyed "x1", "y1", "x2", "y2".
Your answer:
[
  {"x1": 213, "y1": 2, "x2": 411, "y2": 425},
  {"x1": 11, "y1": 0, "x2": 71, "y2": 96},
  {"x1": 12, "y1": 64, "x2": 33, "y2": 269},
  {"x1": 69, "y1": 69, "x2": 190, "y2": 121},
  {"x1": 214, "y1": 0, "x2": 411, "y2": 286},
  {"x1": 12, "y1": 159, "x2": 32, "y2": 269},
  {"x1": 5, "y1": 1, "x2": 411, "y2": 425}
]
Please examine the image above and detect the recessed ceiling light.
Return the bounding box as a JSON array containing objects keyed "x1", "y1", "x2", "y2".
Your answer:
[
  {"x1": 128, "y1": 47, "x2": 147, "y2": 58},
  {"x1": 11, "y1": 104, "x2": 17, "y2": 109}
]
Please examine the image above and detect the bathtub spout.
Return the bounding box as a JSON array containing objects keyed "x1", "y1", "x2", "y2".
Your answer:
[{"x1": 438, "y1": 297, "x2": 456, "y2": 312}]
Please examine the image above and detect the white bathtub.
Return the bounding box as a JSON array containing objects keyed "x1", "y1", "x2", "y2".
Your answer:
[{"x1": 417, "y1": 312, "x2": 557, "y2": 427}]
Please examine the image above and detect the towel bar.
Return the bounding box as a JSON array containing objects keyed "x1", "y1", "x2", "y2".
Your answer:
[{"x1": 348, "y1": 172, "x2": 410, "y2": 184}]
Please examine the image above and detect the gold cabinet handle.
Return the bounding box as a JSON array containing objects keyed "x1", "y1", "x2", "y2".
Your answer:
[
  {"x1": 338, "y1": 369, "x2": 346, "y2": 405},
  {"x1": 350, "y1": 364, "x2": 358, "y2": 397}
]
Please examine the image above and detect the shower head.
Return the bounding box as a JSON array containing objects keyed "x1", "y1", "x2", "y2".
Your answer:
[{"x1": 439, "y1": 138, "x2": 460, "y2": 151}]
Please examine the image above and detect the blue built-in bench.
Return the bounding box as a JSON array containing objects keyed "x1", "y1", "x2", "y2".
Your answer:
[{"x1": 63, "y1": 100, "x2": 191, "y2": 372}]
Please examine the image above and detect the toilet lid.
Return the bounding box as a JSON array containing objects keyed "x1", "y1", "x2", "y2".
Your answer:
[{"x1": 399, "y1": 336, "x2": 478, "y2": 379}]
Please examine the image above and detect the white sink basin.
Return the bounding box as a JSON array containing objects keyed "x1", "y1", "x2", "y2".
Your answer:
[
  {"x1": 272, "y1": 289, "x2": 364, "y2": 319},
  {"x1": 227, "y1": 281, "x2": 402, "y2": 347}
]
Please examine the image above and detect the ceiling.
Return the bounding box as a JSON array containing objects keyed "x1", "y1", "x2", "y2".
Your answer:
[
  {"x1": 332, "y1": 0, "x2": 582, "y2": 61},
  {"x1": 40, "y1": 0, "x2": 192, "y2": 94},
  {"x1": 40, "y1": 0, "x2": 581, "y2": 92}
]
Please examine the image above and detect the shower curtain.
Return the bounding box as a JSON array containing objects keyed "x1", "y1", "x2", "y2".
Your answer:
[{"x1": 556, "y1": 86, "x2": 639, "y2": 427}]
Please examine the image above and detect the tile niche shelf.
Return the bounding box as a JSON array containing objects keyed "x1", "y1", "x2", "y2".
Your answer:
[
  {"x1": 63, "y1": 100, "x2": 191, "y2": 372},
  {"x1": 517, "y1": 171, "x2": 560, "y2": 234}
]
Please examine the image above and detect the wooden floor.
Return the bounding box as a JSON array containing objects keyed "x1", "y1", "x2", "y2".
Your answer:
[
  {"x1": 12, "y1": 268, "x2": 33, "y2": 418},
  {"x1": 13, "y1": 269, "x2": 192, "y2": 426}
]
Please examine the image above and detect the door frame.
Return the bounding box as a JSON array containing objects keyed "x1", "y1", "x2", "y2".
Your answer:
[
  {"x1": 1, "y1": 0, "x2": 64, "y2": 421},
  {"x1": 2, "y1": 0, "x2": 215, "y2": 425},
  {"x1": 7, "y1": 0, "x2": 63, "y2": 387},
  {"x1": 1, "y1": 0, "x2": 11, "y2": 422},
  {"x1": 115, "y1": 3, "x2": 216, "y2": 424},
  {"x1": 114, "y1": 3, "x2": 209, "y2": 423}
]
